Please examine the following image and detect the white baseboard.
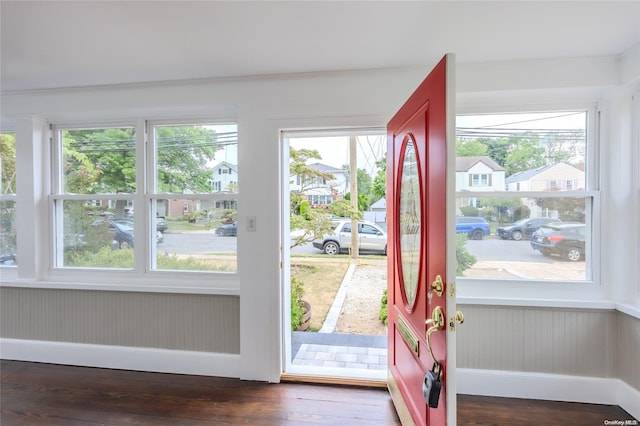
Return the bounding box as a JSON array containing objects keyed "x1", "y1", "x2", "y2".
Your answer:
[
  {"x1": 458, "y1": 368, "x2": 640, "y2": 420},
  {"x1": 0, "y1": 338, "x2": 240, "y2": 378}
]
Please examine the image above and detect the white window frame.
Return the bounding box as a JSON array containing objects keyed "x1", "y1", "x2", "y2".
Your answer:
[
  {"x1": 634, "y1": 90, "x2": 640, "y2": 302},
  {"x1": 0, "y1": 128, "x2": 17, "y2": 279},
  {"x1": 41, "y1": 118, "x2": 239, "y2": 295},
  {"x1": 455, "y1": 102, "x2": 605, "y2": 305}
]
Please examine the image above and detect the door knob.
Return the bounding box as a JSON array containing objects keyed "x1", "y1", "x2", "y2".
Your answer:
[
  {"x1": 425, "y1": 306, "x2": 444, "y2": 362},
  {"x1": 425, "y1": 306, "x2": 444, "y2": 332},
  {"x1": 449, "y1": 310, "x2": 464, "y2": 331}
]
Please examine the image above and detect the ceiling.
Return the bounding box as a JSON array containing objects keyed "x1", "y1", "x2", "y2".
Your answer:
[{"x1": 1, "y1": 1, "x2": 639, "y2": 92}]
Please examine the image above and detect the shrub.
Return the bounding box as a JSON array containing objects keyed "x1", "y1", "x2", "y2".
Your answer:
[
  {"x1": 459, "y1": 205, "x2": 479, "y2": 217},
  {"x1": 512, "y1": 205, "x2": 530, "y2": 221},
  {"x1": 66, "y1": 246, "x2": 231, "y2": 271},
  {"x1": 290, "y1": 276, "x2": 307, "y2": 330},
  {"x1": 378, "y1": 289, "x2": 388, "y2": 325},
  {"x1": 456, "y1": 234, "x2": 477, "y2": 275}
]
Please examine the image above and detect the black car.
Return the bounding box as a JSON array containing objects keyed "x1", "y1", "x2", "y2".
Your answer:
[
  {"x1": 216, "y1": 222, "x2": 237, "y2": 236},
  {"x1": 530, "y1": 223, "x2": 585, "y2": 261},
  {"x1": 496, "y1": 217, "x2": 559, "y2": 241}
]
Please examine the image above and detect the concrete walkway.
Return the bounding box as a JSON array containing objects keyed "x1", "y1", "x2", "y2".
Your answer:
[
  {"x1": 292, "y1": 331, "x2": 387, "y2": 371},
  {"x1": 291, "y1": 261, "x2": 388, "y2": 372}
]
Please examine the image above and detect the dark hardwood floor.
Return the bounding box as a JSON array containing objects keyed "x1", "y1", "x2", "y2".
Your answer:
[{"x1": 1, "y1": 360, "x2": 635, "y2": 425}]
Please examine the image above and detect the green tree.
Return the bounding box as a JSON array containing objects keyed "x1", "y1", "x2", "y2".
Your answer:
[
  {"x1": 156, "y1": 126, "x2": 218, "y2": 193},
  {"x1": 65, "y1": 126, "x2": 218, "y2": 195},
  {"x1": 342, "y1": 166, "x2": 374, "y2": 209},
  {"x1": 371, "y1": 156, "x2": 386, "y2": 201},
  {"x1": 481, "y1": 197, "x2": 521, "y2": 222},
  {"x1": 289, "y1": 147, "x2": 341, "y2": 248},
  {"x1": 328, "y1": 199, "x2": 362, "y2": 220},
  {"x1": 64, "y1": 128, "x2": 136, "y2": 194},
  {"x1": 484, "y1": 138, "x2": 511, "y2": 167},
  {"x1": 534, "y1": 197, "x2": 585, "y2": 222},
  {"x1": 456, "y1": 139, "x2": 488, "y2": 157},
  {"x1": 503, "y1": 135, "x2": 546, "y2": 175},
  {"x1": 0, "y1": 133, "x2": 16, "y2": 194},
  {"x1": 290, "y1": 148, "x2": 335, "y2": 193}
]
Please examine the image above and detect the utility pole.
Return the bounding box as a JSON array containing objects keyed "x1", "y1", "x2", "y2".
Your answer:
[{"x1": 349, "y1": 136, "x2": 358, "y2": 261}]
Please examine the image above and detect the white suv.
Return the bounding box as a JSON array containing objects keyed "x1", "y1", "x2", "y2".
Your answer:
[{"x1": 312, "y1": 220, "x2": 387, "y2": 255}]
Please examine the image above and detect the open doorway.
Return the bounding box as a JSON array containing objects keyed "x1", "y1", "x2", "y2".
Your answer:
[{"x1": 281, "y1": 128, "x2": 388, "y2": 383}]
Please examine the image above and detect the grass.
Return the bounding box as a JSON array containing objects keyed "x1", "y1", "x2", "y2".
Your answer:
[
  {"x1": 291, "y1": 260, "x2": 349, "y2": 331},
  {"x1": 164, "y1": 220, "x2": 210, "y2": 232}
]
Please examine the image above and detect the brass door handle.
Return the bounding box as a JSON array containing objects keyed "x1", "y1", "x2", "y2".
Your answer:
[{"x1": 425, "y1": 306, "x2": 444, "y2": 362}]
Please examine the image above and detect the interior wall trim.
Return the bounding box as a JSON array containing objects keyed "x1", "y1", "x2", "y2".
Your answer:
[
  {"x1": 0, "y1": 338, "x2": 240, "y2": 378},
  {"x1": 457, "y1": 368, "x2": 640, "y2": 420}
]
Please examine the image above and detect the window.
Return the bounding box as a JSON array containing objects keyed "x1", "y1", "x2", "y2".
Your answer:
[
  {"x1": 471, "y1": 173, "x2": 490, "y2": 187},
  {"x1": 309, "y1": 194, "x2": 332, "y2": 205},
  {"x1": 51, "y1": 121, "x2": 238, "y2": 274},
  {"x1": 52, "y1": 126, "x2": 136, "y2": 268},
  {"x1": 0, "y1": 132, "x2": 17, "y2": 266},
  {"x1": 151, "y1": 122, "x2": 238, "y2": 272},
  {"x1": 456, "y1": 111, "x2": 595, "y2": 283}
]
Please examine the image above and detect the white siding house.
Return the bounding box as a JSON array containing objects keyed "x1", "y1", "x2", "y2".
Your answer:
[
  {"x1": 289, "y1": 163, "x2": 348, "y2": 206},
  {"x1": 455, "y1": 156, "x2": 506, "y2": 208},
  {"x1": 211, "y1": 161, "x2": 238, "y2": 193},
  {"x1": 506, "y1": 162, "x2": 585, "y2": 217},
  {"x1": 506, "y1": 162, "x2": 585, "y2": 192},
  {"x1": 364, "y1": 197, "x2": 387, "y2": 224}
]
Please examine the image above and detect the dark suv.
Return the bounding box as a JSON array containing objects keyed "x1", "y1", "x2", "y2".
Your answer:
[
  {"x1": 496, "y1": 217, "x2": 559, "y2": 241},
  {"x1": 530, "y1": 223, "x2": 585, "y2": 261},
  {"x1": 455, "y1": 216, "x2": 490, "y2": 240}
]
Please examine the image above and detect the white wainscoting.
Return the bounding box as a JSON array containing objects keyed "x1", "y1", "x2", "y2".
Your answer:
[
  {"x1": 458, "y1": 368, "x2": 640, "y2": 420},
  {"x1": 0, "y1": 338, "x2": 240, "y2": 378}
]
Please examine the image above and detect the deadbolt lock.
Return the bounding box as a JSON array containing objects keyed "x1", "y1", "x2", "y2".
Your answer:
[{"x1": 430, "y1": 275, "x2": 444, "y2": 297}]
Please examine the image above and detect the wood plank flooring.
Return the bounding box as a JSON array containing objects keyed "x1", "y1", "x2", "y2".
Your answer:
[{"x1": 1, "y1": 360, "x2": 635, "y2": 425}]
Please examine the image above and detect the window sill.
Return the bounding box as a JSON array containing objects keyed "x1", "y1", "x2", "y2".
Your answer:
[
  {"x1": 616, "y1": 303, "x2": 640, "y2": 320},
  {"x1": 456, "y1": 276, "x2": 612, "y2": 310},
  {"x1": 457, "y1": 296, "x2": 615, "y2": 310},
  {"x1": 0, "y1": 273, "x2": 240, "y2": 296}
]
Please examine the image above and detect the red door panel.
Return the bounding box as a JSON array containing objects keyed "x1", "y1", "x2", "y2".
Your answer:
[{"x1": 387, "y1": 55, "x2": 452, "y2": 425}]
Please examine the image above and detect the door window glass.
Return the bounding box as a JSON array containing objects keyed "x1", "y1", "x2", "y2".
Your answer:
[{"x1": 398, "y1": 137, "x2": 421, "y2": 309}]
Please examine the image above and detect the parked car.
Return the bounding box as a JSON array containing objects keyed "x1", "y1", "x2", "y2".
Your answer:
[
  {"x1": 216, "y1": 222, "x2": 237, "y2": 236},
  {"x1": 156, "y1": 216, "x2": 168, "y2": 233},
  {"x1": 108, "y1": 220, "x2": 135, "y2": 249},
  {"x1": 496, "y1": 217, "x2": 559, "y2": 241},
  {"x1": 455, "y1": 216, "x2": 490, "y2": 240},
  {"x1": 111, "y1": 218, "x2": 164, "y2": 242},
  {"x1": 313, "y1": 220, "x2": 387, "y2": 255},
  {"x1": 530, "y1": 223, "x2": 585, "y2": 261}
]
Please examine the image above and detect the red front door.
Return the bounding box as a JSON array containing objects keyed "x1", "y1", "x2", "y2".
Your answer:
[{"x1": 387, "y1": 55, "x2": 457, "y2": 425}]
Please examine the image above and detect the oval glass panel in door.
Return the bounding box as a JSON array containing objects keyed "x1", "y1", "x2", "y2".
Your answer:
[{"x1": 397, "y1": 135, "x2": 422, "y2": 311}]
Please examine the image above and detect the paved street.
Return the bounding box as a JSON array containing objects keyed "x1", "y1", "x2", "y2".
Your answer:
[{"x1": 159, "y1": 230, "x2": 586, "y2": 280}]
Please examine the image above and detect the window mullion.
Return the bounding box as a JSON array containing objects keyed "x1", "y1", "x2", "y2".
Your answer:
[{"x1": 134, "y1": 119, "x2": 147, "y2": 274}]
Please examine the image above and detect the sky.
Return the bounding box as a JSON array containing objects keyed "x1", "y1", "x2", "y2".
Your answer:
[
  {"x1": 210, "y1": 111, "x2": 586, "y2": 174},
  {"x1": 288, "y1": 134, "x2": 387, "y2": 177}
]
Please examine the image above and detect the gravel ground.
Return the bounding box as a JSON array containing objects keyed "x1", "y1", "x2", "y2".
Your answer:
[{"x1": 334, "y1": 261, "x2": 388, "y2": 336}]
